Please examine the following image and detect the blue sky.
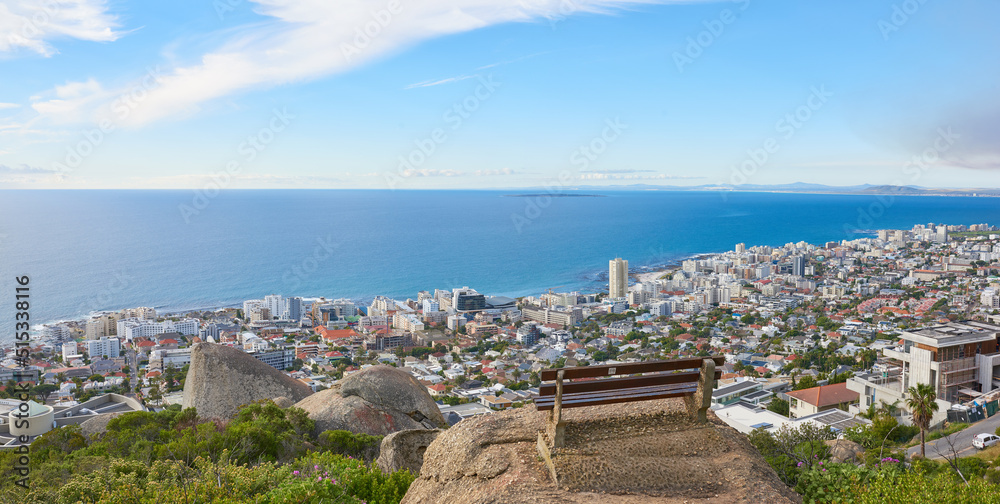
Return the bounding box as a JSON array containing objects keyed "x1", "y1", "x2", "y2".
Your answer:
[{"x1": 0, "y1": 0, "x2": 998, "y2": 189}]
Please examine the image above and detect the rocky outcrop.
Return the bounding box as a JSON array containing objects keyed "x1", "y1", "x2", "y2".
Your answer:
[
  {"x1": 825, "y1": 439, "x2": 864, "y2": 464},
  {"x1": 272, "y1": 396, "x2": 295, "y2": 409},
  {"x1": 182, "y1": 343, "x2": 313, "y2": 420},
  {"x1": 402, "y1": 398, "x2": 802, "y2": 504},
  {"x1": 79, "y1": 412, "x2": 125, "y2": 438},
  {"x1": 294, "y1": 365, "x2": 446, "y2": 436},
  {"x1": 377, "y1": 429, "x2": 442, "y2": 475}
]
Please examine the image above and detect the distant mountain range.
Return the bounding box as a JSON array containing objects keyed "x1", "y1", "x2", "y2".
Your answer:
[{"x1": 560, "y1": 182, "x2": 1000, "y2": 197}]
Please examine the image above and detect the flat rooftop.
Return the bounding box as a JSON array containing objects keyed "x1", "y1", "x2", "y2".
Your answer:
[
  {"x1": 798, "y1": 409, "x2": 869, "y2": 432},
  {"x1": 713, "y1": 380, "x2": 761, "y2": 398},
  {"x1": 902, "y1": 321, "x2": 1000, "y2": 348}
]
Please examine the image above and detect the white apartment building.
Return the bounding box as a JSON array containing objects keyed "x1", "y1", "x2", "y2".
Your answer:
[
  {"x1": 151, "y1": 348, "x2": 192, "y2": 369},
  {"x1": 264, "y1": 294, "x2": 284, "y2": 319},
  {"x1": 42, "y1": 325, "x2": 72, "y2": 342},
  {"x1": 359, "y1": 315, "x2": 389, "y2": 328},
  {"x1": 117, "y1": 318, "x2": 199, "y2": 340},
  {"x1": 62, "y1": 341, "x2": 83, "y2": 361},
  {"x1": 982, "y1": 289, "x2": 1000, "y2": 310},
  {"x1": 422, "y1": 299, "x2": 440, "y2": 313},
  {"x1": 393, "y1": 313, "x2": 426, "y2": 332},
  {"x1": 87, "y1": 337, "x2": 121, "y2": 359}
]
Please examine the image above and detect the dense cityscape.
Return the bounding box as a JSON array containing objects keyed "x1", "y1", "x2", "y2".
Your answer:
[{"x1": 6, "y1": 222, "x2": 1000, "y2": 439}]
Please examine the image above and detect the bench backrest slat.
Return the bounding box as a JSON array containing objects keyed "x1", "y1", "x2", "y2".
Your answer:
[
  {"x1": 538, "y1": 369, "x2": 722, "y2": 397},
  {"x1": 539, "y1": 356, "x2": 724, "y2": 382}
]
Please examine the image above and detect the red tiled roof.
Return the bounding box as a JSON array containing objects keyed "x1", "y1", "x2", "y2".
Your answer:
[{"x1": 786, "y1": 382, "x2": 859, "y2": 408}]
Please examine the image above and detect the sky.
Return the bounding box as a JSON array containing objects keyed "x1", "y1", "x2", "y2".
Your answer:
[{"x1": 0, "y1": 0, "x2": 998, "y2": 190}]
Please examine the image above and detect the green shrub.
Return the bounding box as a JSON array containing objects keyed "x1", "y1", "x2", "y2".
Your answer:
[
  {"x1": 0, "y1": 402, "x2": 414, "y2": 504},
  {"x1": 318, "y1": 430, "x2": 383, "y2": 462}
]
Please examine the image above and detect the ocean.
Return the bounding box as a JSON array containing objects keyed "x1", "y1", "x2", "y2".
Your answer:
[{"x1": 1, "y1": 189, "x2": 998, "y2": 342}]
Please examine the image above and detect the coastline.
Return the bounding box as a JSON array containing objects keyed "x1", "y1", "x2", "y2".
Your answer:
[{"x1": 17, "y1": 251, "x2": 725, "y2": 345}]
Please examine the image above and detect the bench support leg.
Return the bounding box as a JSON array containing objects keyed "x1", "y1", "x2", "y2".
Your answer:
[
  {"x1": 684, "y1": 358, "x2": 715, "y2": 424},
  {"x1": 550, "y1": 370, "x2": 566, "y2": 448}
]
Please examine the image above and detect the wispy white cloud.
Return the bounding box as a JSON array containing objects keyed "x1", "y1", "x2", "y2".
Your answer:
[
  {"x1": 475, "y1": 167, "x2": 519, "y2": 176},
  {"x1": 26, "y1": 0, "x2": 686, "y2": 127},
  {"x1": 0, "y1": 102, "x2": 20, "y2": 109},
  {"x1": 133, "y1": 173, "x2": 347, "y2": 188},
  {"x1": 579, "y1": 170, "x2": 706, "y2": 180},
  {"x1": 0, "y1": 0, "x2": 122, "y2": 57},
  {"x1": 30, "y1": 78, "x2": 109, "y2": 123},
  {"x1": 406, "y1": 51, "x2": 551, "y2": 89},
  {"x1": 400, "y1": 168, "x2": 465, "y2": 177},
  {"x1": 0, "y1": 163, "x2": 58, "y2": 174},
  {"x1": 405, "y1": 74, "x2": 477, "y2": 89}
]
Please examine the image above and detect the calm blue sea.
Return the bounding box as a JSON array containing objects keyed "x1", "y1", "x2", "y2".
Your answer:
[{"x1": 1, "y1": 189, "x2": 998, "y2": 342}]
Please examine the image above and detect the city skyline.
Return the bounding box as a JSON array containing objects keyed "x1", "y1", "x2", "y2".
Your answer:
[{"x1": 1, "y1": 1, "x2": 998, "y2": 190}]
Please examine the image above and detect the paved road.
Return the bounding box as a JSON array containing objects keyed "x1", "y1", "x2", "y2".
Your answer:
[{"x1": 907, "y1": 410, "x2": 1000, "y2": 459}]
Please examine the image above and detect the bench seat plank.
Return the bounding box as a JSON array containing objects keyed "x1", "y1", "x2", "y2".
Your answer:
[{"x1": 535, "y1": 383, "x2": 698, "y2": 411}]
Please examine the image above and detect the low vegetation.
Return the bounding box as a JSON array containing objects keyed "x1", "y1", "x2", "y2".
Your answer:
[
  {"x1": 749, "y1": 420, "x2": 1000, "y2": 504},
  {"x1": 0, "y1": 400, "x2": 412, "y2": 504}
]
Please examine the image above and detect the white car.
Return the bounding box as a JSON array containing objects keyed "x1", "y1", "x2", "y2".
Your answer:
[{"x1": 972, "y1": 433, "x2": 1000, "y2": 450}]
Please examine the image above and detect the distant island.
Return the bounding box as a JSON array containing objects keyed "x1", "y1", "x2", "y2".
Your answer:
[
  {"x1": 559, "y1": 182, "x2": 1000, "y2": 197},
  {"x1": 503, "y1": 193, "x2": 605, "y2": 198}
]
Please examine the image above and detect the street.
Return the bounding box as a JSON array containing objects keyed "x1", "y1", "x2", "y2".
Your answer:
[{"x1": 907, "y1": 411, "x2": 1000, "y2": 460}]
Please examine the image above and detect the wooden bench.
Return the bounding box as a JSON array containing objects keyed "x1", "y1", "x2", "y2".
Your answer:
[{"x1": 536, "y1": 356, "x2": 723, "y2": 448}]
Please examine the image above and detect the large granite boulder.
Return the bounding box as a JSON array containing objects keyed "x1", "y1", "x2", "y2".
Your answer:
[
  {"x1": 295, "y1": 365, "x2": 446, "y2": 437},
  {"x1": 825, "y1": 439, "x2": 864, "y2": 464},
  {"x1": 377, "y1": 429, "x2": 442, "y2": 475},
  {"x1": 183, "y1": 343, "x2": 313, "y2": 420},
  {"x1": 340, "y1": 365, "x2": 447, "y2": 427},
  {"x1": 401, "y1": 398, "x2": 802, "y2": 504}
]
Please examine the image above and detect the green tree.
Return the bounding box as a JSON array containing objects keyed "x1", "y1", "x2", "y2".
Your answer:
[
  {"x1": 31, "y1": 384, "x2": 59, "y2": 403},
  {"x1": 766, "y1": 398, "x2": 790, "y2": 417},
  {"x1": 793, "y1": 375, "x2": 817, "y2": 391},
  {"x1": 906, "y1": 383, "x2": 940, "y2": 458}
]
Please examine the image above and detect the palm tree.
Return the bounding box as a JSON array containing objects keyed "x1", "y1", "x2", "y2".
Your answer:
[{"x1": 906, "y1": 383, "x2": 939, "y2": 458}]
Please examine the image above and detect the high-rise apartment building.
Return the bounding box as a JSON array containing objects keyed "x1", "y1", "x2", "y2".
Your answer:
[
  {"x1": 285, "y1": 296, "x2": 303, "y2": 320},
  {"x1": 609, "y1": 257, "x2": 628, "y2": 299},
  {"x1": 792, "y1": 255, "x2": 805, "y2": 277},
  {"x1": 452, "y1": 287, "x2": 486, "y2": 312}
]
